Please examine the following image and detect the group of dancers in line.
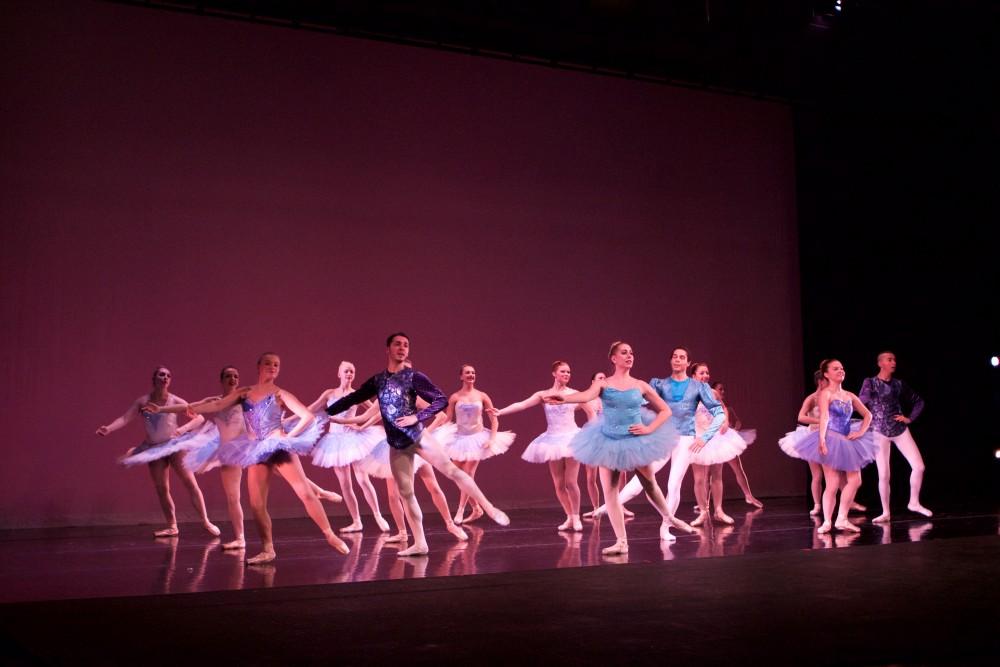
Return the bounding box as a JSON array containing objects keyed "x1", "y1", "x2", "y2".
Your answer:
[{"x1": 96, "y1": 331, "x2": 931, "y2": 562}]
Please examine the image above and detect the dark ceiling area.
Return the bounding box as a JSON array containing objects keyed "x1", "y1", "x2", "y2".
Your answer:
[{"x1": 108, "y1": 0, "x2": 998, "y2": 108}]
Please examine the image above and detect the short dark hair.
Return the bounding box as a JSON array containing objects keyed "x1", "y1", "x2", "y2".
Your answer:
[
  {"x1": 672, "y1": 346, "x2": 691, "y2": 359},
  {"x1": 386, "y1": 332, "x2": 409, "y2": 347},
  {"x1": 219, "y1": 365, "x2": 239, "y2": 380}
]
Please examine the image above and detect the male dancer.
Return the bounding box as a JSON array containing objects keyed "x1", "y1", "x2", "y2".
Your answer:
[
  {"x1": 859, "y1": 351, "x2": 931, "y2": 522},
  {"x1": 326, "y1": 333, "x2": 509, "y2": 556}
]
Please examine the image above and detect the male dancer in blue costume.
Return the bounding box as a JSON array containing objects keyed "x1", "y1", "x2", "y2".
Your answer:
[
  {"x1": 326, "y1": 333, "x2": 509, "y2": 556},
  {"x1": 591, "y1": 347, "x2": 726, "y2": 540},
  {"x1": 859, "y1": 351, "x2": 931, "y2": 522}
]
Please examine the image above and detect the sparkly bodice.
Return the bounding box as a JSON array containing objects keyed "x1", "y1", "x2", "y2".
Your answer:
[
  {"x1": 599, "y1": 387, "x2": 644, "y2": 438},
  {"x1": 694, "y1": 403, "x2": 713, "y2": 431},
  {"x1": 241, "y1": 393, "x2": 283, "y2": 439},
  {"x1": 544, "y1": 401, "x2": 578, "y2": 434},
  {"x1": 455, "y1": 401, "x2": 484, "y2": 435},
  {"x1": 141, "y1": 409, "x2": 178, "y2": 443},
  {"x1": 827, "y1": 399, "x2": 854, "y2": 436}
]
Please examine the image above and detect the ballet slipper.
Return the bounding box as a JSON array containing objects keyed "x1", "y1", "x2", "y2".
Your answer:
[
  {"x1": 464, "y1": 505, "x2": 485, "y2": 524},
  {"x1": 816, "y1": 521, "x2": 832, "y2": 534},
  {"x1": 571, "y1": 517, "x2": 583, "y2": 532},
  {"x1": 384, "y1": 531, "x2": 408, "y2": 544},
  {"x1": 398, "y1": 543, "x2": 429, "y2": 557},
  {"x1": 809, "y1": 504, "x2": 822, "y2": 516},
  {"x1": 203, "y1": 521, "x2": 221, "y2": 537},
  {"x1": 872, "y1": 513, "x2": 891, "y2": 524},
  {"x1": 246, "y1": 550, "x2": 277, "y2": 565},
  {"x1": 326, "y1": 532, "x2": 351, "y2": 555},
  {"x1": 849, "y1": 502, "x2": 867, "y2": 513},
  {"x1": 154, "y1": 526, "x2": 179, "y2": 538},
  {"x1": 690, "y1": 512, "x2": 709, "y2": 527},
  {"x1": 745, "y1": 496, "x2": 764, "y2": 509},
  {"x1": 447, "y1": 524, "x2": 469, "y2": 541},
  {"x1": 339, "y1": 523, "x2": 364, "y2": 533},
  {"x1": 601, "y1": 540, "x2": 628, "y2": 555},
  {"x1": 669, "y1": 515, "x2": 695, "y2": 534},
  {"x1": 373, "y1": 515, "x2": 391, "y2": 532},
  {"x1": 659, "y1": 521, "x2": 677, "y2": 542},
  {"x1": 557, "y1": 518, "x2": 573, "y2": 531},
  {"x1": 221, "y1": 539, "x2": 246, "y2": 550},
  {"x1": 453, "y1": 511, "x2": 465, "y2": 525},
  {"x1": 834, "y1": 519, "x2": 861, "y2": 533},
  {"x1": 713, "y1": 510, "x2": 735, "y2": 525},
  {"x1": 582, "y1": 510, "x2": 595, "y2": 519},
  {"x1": 907, "y1": 502, "x2": 933, "y2": 517},
  {"x1": 590, "y1": 505, "x2": 607, "y2": 519},
  {"x1": 488, "y1": 508, "x2": 510, "y2": 527}
]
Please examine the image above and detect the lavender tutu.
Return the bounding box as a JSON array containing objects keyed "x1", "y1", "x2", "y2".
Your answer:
[
  {"x1": 120, "y1": 427, "x2": 210, "y2": 467},
  {"x1": 778, "y1": 425, "x2": 813, "y2": 459},
  {"x1": 791, "y1": 399, "x2": 875, "y2": 471},
  {"x1": 312, "y1": 424, "x2": 385, "y2": 468},
  {"x1": 217, "y1": 416, "x2": 323, "y2": 468},
  {"x1": 180, "y1": 422, "x2": 222, "y2": 473},
  {"x1": 435, "y1": 423, "x2": 515, "y2": 461},
  {"x1": 357, "y1": 438, "x2": 427, "y2": 479},
  {"x1": 689, "y1": 426, "x2": 748, "y2": 466}
]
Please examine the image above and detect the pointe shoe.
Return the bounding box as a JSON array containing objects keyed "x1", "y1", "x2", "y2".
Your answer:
[
  {"x1": 453, "y1": 511, "x2": 465, "y2": 525},
  {"x1": 447, "y1": 524, "x2": 469, "y2": 541},
  {"x1": 872, "y1": 513, "x2": 891, "y2": 524},
  {"x1": 601, "y1": 540, "x2": 628, "y2": 556},
  {"x1": 659, "y1": 521, "x2": 677, "y2": 542},
  {"x1": 384, "y1": 532, "x2": 409, "y2": 544},
  {"x1": 691, "y1": 512, "x2": 709, "y2": 527},
  {"x1": 809, "y1": 504, "x2": 822, "y2": 516},
  {"x1": 591, "y1": 506, "x2": 607, "y2": 519},
  {"x1": 488, "y1": 508, "x2": 510, "y2": 527},
  {"x1": 153, "y1": 526, "x2": 179, "y2": 538},
  {"x1": 670, "y1": 515, "x2": 696, "y2": 534},
  {"x1": 246, "y1": 550, "x2": 276, "y2": 565},
  {"x1": 397, "y1": 544, "x2": 429, "y2": 557},
  {"x1": 374, "y1": 515, "x2": 391, "y2": 532},
  {"x1": 745, "y1": 496, "x2": 764, "y2": 509},
  {"x1": 464, "y1": 506, "x2": 485, "y2": 524},
  {"x1": 326, "y1": 534, "x2": 351, "y2": 555},
  {"x1": 221, "y1": 539, "x2": 246, "y2": 550},
  {"x1": 571, "y1": 517, "x2": 583, "y2": 532},
  {"x1": 713, "y1": 511, "x2": 735, "y2": 525},
  {"x1": 817, "y1": 521, "x2": 832, "y2": 534},
  {"x1": 834, "y1": 519, "x2": 861, "y2": 533},
  {"x1": 339, "y1": 523, "x2": 364, "y2": 533},
  {"x1": 907, "y1": 502, "x2": 933, "y2": 517},
  {"x1": 203, "y1": 522, "x2": 221, "y2": 537},
  {"x1": 582, "y1": 510, "x2": 595, "y2": 519}
]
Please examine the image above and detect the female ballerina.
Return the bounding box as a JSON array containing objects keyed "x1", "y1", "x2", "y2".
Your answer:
[
  {"x1": 546, "y1": 342, "x2": 693, "y2": 555},
  {"x1": 96, "y1": 366, "x2": 220, "y2": 538},
  {"x1": 789, "y1": 359, "x2": 875, "y2": 533},
  {"x1": 581, "y1": 371, "x2": 633, "y2": 519},
  {"x1": 709, "y1": 380, "x2": 763, "y2": 509},
  {"x1": 306, "y1": 360, "x2": 392, "y2": 533},
  {"x1": 149, "y1": 353, "x2": 349, "y2": 563},
  {"x1": 686, "y1": 362, "x2": 749, "y2": 526},
  {"x1": 431, "y1": 364, "x2": 514, "y2": 525},
  {"x1": 492, "y1": 361, "x2": 595, "y2": 532}
]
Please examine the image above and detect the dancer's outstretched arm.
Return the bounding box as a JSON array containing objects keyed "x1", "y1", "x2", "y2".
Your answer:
[
  {"x1": 96, "y1": 395, "x2": 145, "y2": 435},
  {"x1": 543, "y1": 382, "x2": 602, "y2": 405},
  {"x1": 491, "y1": 392, "x2": 544, "y2": 417}
]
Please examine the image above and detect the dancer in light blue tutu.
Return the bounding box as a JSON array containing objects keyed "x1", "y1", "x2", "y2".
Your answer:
[
  {"x1": 148, "y1": 353, "x2": 349, "y2": 564},
  {"x1": 545, "y1": 342, "x2": 694, "y2": 555},
  {"x1": 792, "y1": 359, "x2": 875, "y2": 534},
  {"x1": 96, "y1": 366, "x2": 220, "y2": 538}
]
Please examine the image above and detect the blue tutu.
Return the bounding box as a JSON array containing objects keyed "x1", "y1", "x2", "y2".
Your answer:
[
  {"x1": 217, "y1": 415, "x2": 324, "y2": 468},
  {"x1": 570, "y1": 408, "x2": 679, "y2": 471},
  {"x1": 791, "y1": 425, "x2": 876, "y2": 471},
  {"x1": 180, "y1": 423, "x2": 222, "y2": 473},
  {"x1": 120, "y1": 426, "x2": 210, "y2": 467}
]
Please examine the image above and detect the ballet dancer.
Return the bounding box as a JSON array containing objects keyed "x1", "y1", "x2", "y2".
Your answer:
[
  {"x1": 430, "y1": 364, "x2": 514, "y2": 525},
  {"x1": 491, "y1": 361, "x2": 595, "y2": 532},
  {"x1": 325, "y1": 333, "x2": 509, "y2": 557},
  {"x1": 306, "y1": 360, "x2": 392, "y2": 533},
  {"x1": 545, "y1": 341, "x2": 693, "y2": 555},
  {"x1": 791, "y1": 359, "x2": 875, "y2": 533},
  {"x1": 96, "y1": 366, "x2": 220, "y2": 538},
  {"x1": 859, "y1": 351, "x2": 931, "y2": 521},
  {"x1": 148, "y1": 353, "x2": 349, "y2": 563},
  {"x1": 710, "y1": 380, "x2": 764, "y2": 509},
  {"x1": 687, "y1": 363, "x2": 749, "y2": 526}
]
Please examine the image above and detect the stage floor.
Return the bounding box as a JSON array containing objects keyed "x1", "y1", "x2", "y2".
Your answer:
[{"x1": 0, "y1": 497, "x2": 995, "y2": 604}]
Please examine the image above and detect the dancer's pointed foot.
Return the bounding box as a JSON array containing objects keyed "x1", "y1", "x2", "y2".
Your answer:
[
  {"x1": 317, "y1": 489, "x2": 343, "y2": 503},
  {"x1": 623, "y1": 507, "x2": 635, "y2": 518},
  {"x1": 154, "y1": 526, "x2": 179, "y2": 538},
  {"x1": 660, "y1": 520, "x2": 677, "y2": 542},
  {"x1": 325, "y1": 532, "x2": 351, "y2": 555},
  {"x1": 850, "y1": 502, "x2": 867, "y2": 512},
  {"x1": 221, "y1": 538, "x2": 246, "y2": 550},
  {"x1": 488, "y1": 508, "x2": 510, "y2": 527},
  {"x1": 817, "y1": 521, "x2": 832, "y2": 534},
  {"x1": 339, "y1": 522, "x2": 364, "y2": 533},
  {"x1": 745, "y1": 496, "x2": 764, "y2": 509},
  {"x1": 202, "y1": 521, "x2": 221, "y2": 537},
  {"x1": 591, "y1": 505, "x2": 607, "y2": 519},
  {"x1": 374, "y1": 515, "x2": 391, "y2": 532},
  {"x1": 907, "y1": 502, "x2": 933, "y2": 517},
  {"x1": 582, "y1": 510, "x2": 595, "y2": 519},
  {"x1": 713, "y1": 510, "x2": 735, "y2": 525},
  {"x1": 453, "y1": 511, "x2": 465, "y2": 525},
  {"x1": 872, "y1": 513, "x2": 891, "y2": 524},
  {"x1": 835, "y1": 519, "x2": 861, "y2": 533},
  {"x1": 398, "y1": 543, "x2": 429, "y2": 557},
  {"x1": 464, "y1": 505, "x2": 485, "y2": 524},
  {"x1": 447, "y1": 523, "x2": 469, "y2": 541},
  {"x1": 809, "y1": 504, "x2": 822, "y2": 516},
  {"x1": 384, "y1": 531, "x2": 408, "y2": 544},
  {"x1": 670, "y1": 515, "x2": 695, "y2": 534},
  {"x1": 246, "y1": 550, "x2": 276, "y2": 565},
  {"x1": 691, "y1": 512, "x2": 709, "y2": 527},
  {"x1": 601, "y1": 539, "x2": 629, "y2": 555}
]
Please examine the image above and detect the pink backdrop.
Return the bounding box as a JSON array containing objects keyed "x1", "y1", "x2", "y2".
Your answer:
[{"x1": 0, "y1": 1, "x2": 802, "y2": 528}]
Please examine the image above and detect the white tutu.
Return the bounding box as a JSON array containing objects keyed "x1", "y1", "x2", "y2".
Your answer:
[
  {"x1": 434, "y1": 423, "x2": 515, "y2": 461},
  {"x1": 778, "y1": 425, "x2": 814, "y2": 459},
  {"x1": 120, "y1": 423, "x2": 215, "y2": 467},
  {"x1": 312, "y1": 424, "x2": 385, "y2": 468},
  {"x1": 739, "y1": 429, "x2": 757, "y2": 446},
  {"x1": 689, "y1": 427, "x2": 748, "y2": 466},
  {"x1": 521, "y1": 428, "x2": 579, "y2": 463},
  {"x1": 356, "y1": 438, "x2": 427, "y2": 479}
]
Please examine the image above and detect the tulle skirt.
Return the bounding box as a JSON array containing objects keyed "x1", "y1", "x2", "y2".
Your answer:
[
  {"x1": 120, "y1": 423, "x2": 215, "y2": 467},
  {"x1": 217, "y1": 416, "x2": 324, "y2": 468},
  {"x1": 356, "y1": 438, "x2": 428, "y2": 479},
  {"x1": 778, "y1": 425, "x2": 813, "y2": 459},
  {"x1": 312, "y1": 424, "x2": 385, "y2": 468},
  {"x1": 434, "y1": 423, "x2": 515, "y2": 461},
  {"x1": 521, "y1": 427, "x2": 579, "y2": 463},
  {"x1": 791, "y1": 425, "x2": 876, "y2": 472},
  {"x1": 180, "y1": 423, "x2": 222, "y2": 473},
  {"x1": 690, "y1": 427, "x2": 748, "y2": 466},
  {"x1": 570, "y1": 412, "x2": 679, "y2": 471}
]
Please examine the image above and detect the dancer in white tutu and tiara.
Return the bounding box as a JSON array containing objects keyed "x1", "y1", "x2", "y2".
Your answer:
[
  {"x1": 786, "y1": 359, "x2": 875, "y2": 534},
  {"x1": 430, "y1": 364, "x2": 514, "y2": 526},
  {"x1": 545, "y1": 341, "x2": 693, "y2": 555},
  {"x1": 96, "y1": 366, "x2": 220, "y2": 538},
  {"x1": 491, "y1": 361, "x2": 595, "y2": 532},
  {"x1": 305, "y1": 360, "x2": 392, "y2": 534},
  {"x1": 687, "y1": 362, "x2": 749, "y2": 526},
  {"x1": 148, "y1": 353, "x2": 350, "y2": 563}
]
